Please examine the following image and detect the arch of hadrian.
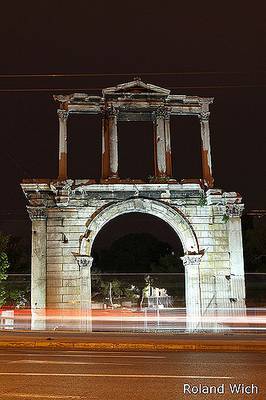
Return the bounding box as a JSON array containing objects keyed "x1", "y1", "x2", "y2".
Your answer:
[{"x1": 21, "y1": 79, "x2": 246, "y2": 331}]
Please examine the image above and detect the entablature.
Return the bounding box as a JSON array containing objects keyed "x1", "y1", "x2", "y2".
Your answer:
[{"x1": 54, "y1": 79, "x2": 214, "y2": 118}]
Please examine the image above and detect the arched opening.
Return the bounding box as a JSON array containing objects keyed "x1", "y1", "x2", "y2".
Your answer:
[{"x1": 91, "y1": 212, "x2": 185, "y2": 309}]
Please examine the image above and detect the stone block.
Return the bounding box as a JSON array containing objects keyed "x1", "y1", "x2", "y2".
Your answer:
[
  {"x1": 47, "y1": 225, "x2": 85, "y2": 233},
  {"x1": 204, "y1": 253, "x2": 230, "y2": 261},
  {"x1": 47, "y1": 233, "x2": 63, "y2": 241},
  {"x1": 61, "y1": 233, "x2": 81, "y2": 241},
  {"x1": 47, "y1": 264, "x2": 63, "y2": 272},
  {"x1": 62, "y1": 247, "x2": 79, "y2": 256},
  {"x1": 63, "y1": 219, "x2": 88, "y2": 226},
  {"x1": 47, "y1": 256, "x2": 63, "y2": 264},
  {"x1": 63, "y1": 264, "x2": 79, "y2": 272},
  {"x1": 47, "y1": 279, "x2": 63, "y2": 287},
  {"x1": 47, "y1": 248, "x2": 63, "y2": 256},
  {"x1": 47, "y1": 218, "x2": 64, "y2": 227},
  {"x1": 62, "y1": 239, "x2": 80, "y2": 249},
  {"x1": 63, "y1": 279, "x2": 79, "y2": 287},
  {"x1": 47, "y1": 295, "x2": 63, "y2": 303},
  {"x1": 48, "y1": 210, "x2": 79, "y2": 218},
  {"x1": 62, "y1": 271, "x2": 80, "y2": 279},
  {"x1": 205, "y1": 245, "x2": 229, "y2": 253},
  {"x1": 47, "y1": 286, "x2": 80, "y2": 295},
  {"x1": 63, "y1": 255, "x2": 76, "y2": 263},
  {"x1": 47, "y1": 272, "x2": 63, "y2": 279},
  {"x1": 198, "y1": 237, "x2": 228, "y2": 246},
  {"x1": 63, "y1": 294, "x2": 80, "y2": 303}
]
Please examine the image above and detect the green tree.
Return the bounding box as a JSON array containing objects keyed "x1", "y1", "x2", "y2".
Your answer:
[
  {"x1": 0, "y1": 232, "x2": 10, "y2": 306},
  {"x1": 0, "y1": 232, "x2": 30, "y2": 308},
  {"x1": 95, "y1": 233, "x2": 175, "y2": 273},
  {"x1": 0, "y1": 232, "x2": 9, "y2": 280},
  {"x1": 93, "y1": 233, "x2": 185, "y2": 307}
]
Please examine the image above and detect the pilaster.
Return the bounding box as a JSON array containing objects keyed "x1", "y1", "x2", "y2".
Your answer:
[
  {"x1": 152, "y1": 107, "x2": 169, "y2": 177},
  {"x1": 181, "y1": 254, "x2": 203, "y2": 332},
  {"x1": 101, "y1": 107, "x2": 119, "y2": 179},
  {"x1": 57, "y1": 109, "x2": 69, "y2": 180},
  {"x1": 199, "y1": 110, "x2": 214, "y2": 188},
  {"x1": 27, "y1": 206, "x2": 47, "y2": 330},
  {"x1": 75, "y1": 255, "x2": 93, "y2": 332}
]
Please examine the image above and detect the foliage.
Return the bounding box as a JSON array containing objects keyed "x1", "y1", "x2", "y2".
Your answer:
[
  {"x1": 0, "y1": 232, "x2": 10, "y2": 253},
  {"x1": 0, "y1": 285, "x2": 30, "y2": 308},
  {"x1": 0, "y1": 232, "x2": 10, "y2": 281},
  {"x1": 5, "y1": 236, "x2": 30, "y2": 274},
  {"x1": 92, "y1": 233, "x2": 185, "y2": 307},
  {"x1": 95, "y1": 233, "x2": 175, "y2": 273},
  {"x1": 91, "y1": 275, "x2": 140, "y2": 307},
  {"x1": 0, "y1": 232, "x2": 30, "y2": 308},
  {"x1": 0, "y1": 288, "x2": 6, "y2": 307},
  {"x1": 0, "y1": 252, "x2": 9, "y2": 281}
]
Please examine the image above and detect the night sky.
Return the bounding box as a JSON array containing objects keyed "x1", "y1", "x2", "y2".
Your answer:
[{"x1": 0, "y1": 2, "x2": 265, "y2": 244}]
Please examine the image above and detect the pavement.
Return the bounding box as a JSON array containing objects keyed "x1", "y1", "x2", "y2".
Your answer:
[
  {"x1": 0, "y1": 349, "x2": 265, "y2": 399},
  {"x1": 0, "y1": 330, "x2": 266, "y2": 352}
]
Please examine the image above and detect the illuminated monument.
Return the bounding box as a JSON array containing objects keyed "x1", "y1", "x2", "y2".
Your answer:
[{"x1": 21, "y1": 79, "x2": 246, "y2": 331}]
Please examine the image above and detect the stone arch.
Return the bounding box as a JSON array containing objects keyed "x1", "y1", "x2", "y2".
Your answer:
[{"x1": 80, "y1": 198, "x2": 199, "y2": 256}]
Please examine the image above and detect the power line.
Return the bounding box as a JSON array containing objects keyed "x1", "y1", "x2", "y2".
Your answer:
[
  {"x1": 0, "y1": 84, "x2": 264, "y2": 93},
  {"x1": 0, "y1": 149, "x2": 32, "y2": 177},
  {"x1": 0, "y1": 71, "x2": 264, "y2": 78}
]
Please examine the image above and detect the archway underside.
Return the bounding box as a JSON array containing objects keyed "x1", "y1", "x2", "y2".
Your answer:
[{"x1": 80, "y1": 198, "x2": 200, "y2": 256}]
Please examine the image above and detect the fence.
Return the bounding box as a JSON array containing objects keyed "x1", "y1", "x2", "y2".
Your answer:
[{"x1": 0, "y1": 273, "x2": 266, "y2": 332}]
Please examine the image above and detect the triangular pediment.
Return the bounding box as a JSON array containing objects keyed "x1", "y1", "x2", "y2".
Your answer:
[{"x1": 103, "y1": 79, "x2": 170, "y2": 96}]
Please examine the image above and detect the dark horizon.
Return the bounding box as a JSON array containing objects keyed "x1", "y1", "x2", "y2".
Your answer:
[{"x1": 0, "y1": 2, "x2": 265, "y2": 239}]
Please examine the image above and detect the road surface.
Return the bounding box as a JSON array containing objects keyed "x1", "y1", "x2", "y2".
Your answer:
[{"x1": 0, "y1": 349, "x2": 265, "y2": 399}]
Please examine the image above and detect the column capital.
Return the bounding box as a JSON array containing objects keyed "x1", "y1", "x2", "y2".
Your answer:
[
  {"x1": 27, "y1": 206, "x2": 47, "y2": 221},
  {"x1": 50, "y1": 180, "x2": 73, "y2": 207},
  {"x1": 181, "y1": 254, "x2": 203, "y2": 267},
  {"x1": 199, "y1": 111, "x2": 210, "y2": 121},
  {"x1": 57, "y1": 109, "x2": 69, "y2": 121},
  {"x1": 225, "y1": 204, "x2": 244, "y2": 218},
  {"x1": 74, "y1": 255, "x2": 93, "y2": 269},
  {"x1": 102, "y1": 106, "x2": 119, "y2": 118},
  {"x1": 152, "y1": 106, "x2": 170, "y2": 121}
]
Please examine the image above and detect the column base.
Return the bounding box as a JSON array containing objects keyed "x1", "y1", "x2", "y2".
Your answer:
[{"x1": 31, "y1": 309, "x2": 46, "y2": 330}]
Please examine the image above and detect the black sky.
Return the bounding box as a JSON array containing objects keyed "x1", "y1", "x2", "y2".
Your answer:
[{"x1": 0, "y1": 1, "x2": 265, "y2": 240}]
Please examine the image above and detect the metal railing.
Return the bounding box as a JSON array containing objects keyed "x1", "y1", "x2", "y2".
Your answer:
[{"x1": 0, "y1": 273, "x2": 266, "y2": 332}]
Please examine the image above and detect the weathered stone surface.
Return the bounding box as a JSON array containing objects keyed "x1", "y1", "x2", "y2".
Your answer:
[
  {"x1": 47, "y1": 264, "x2": 63, "y2": 272},
  {"x1": 47, "y1": 287, "x2": 80, "y2": 295},
  {"x1": 47, "y1": 248, "x2": 63, "y2": 256},
  {"x1": 63, "y1": 279, "x2": 79, "y2": 287},
  {"x1": 63, "y1": 294, "x2": 80, "y2": 303},
  {"x1": 21, "y1": 81, "x2": 246, "y2": 331}
]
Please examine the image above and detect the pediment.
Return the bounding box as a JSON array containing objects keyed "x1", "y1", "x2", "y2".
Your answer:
[{"x1": 103, "y1": 79, "x2": 170, "y2": 96}]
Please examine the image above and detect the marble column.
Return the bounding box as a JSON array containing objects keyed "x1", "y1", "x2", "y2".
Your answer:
[
  {"x1": 226, "y1": 204, "x2": 246, "y2": 314},
  {"x1": 75, "y1": 255, "x2": 93, "y2": 332},
  {"x1": 152, "y1": 107, "x2": 168, "y2": 178},
  {"x1": 57, "y1": 109, "x2": 69, "y2": 180},
  {"x1": 27, "y1": 206, "x2": 47, "y2": 330},
  {"x1": 164, "y1": 110, "x2": 173, "y2": 177},
  {"x1": 181, "y1": 254, "x2": 203, "y2": 332},
  {"x1": 101, "y1": 107, "x2": 119, "y2": 179},
  {"x1": 101, "y1": 110, "x2": 111, "y2": 179},
  {"x1": 199, "y1": 112, "x2": 214, "y2": 188}
]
